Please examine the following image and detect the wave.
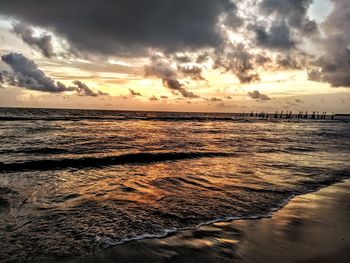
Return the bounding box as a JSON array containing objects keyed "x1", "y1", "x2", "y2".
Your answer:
[
  {"x1": 0, "y1": 151, "x2": 233, "y2": 172},
  {"x1": 0, "y1": 147, "x2": 69, "y2": 154},
  {"x1": 0, "y1": 116, "x2": 247, "y2": 122},
  {"x1": 0, "y1": 116, "x2": 126, "y2": 122},
  {"x1": 0, "y1": 115, "x2": 341, "y2": 123},
  {"x1": 76, "y1": 174, "x2": 350, "y2": 249}
]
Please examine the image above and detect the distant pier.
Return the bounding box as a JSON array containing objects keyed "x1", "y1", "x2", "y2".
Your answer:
[{"x1": 240, "y1": 112, "x2": 350, "y2": 120}]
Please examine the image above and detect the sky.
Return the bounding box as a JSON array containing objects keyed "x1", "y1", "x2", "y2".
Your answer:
[{"x1": 0, "y1": 0, "x2": 349, "y2": 113}]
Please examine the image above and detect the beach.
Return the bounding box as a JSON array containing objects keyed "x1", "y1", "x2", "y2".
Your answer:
[{"x1": 67, "y1": 179, "x2": 350, "y2": 263}]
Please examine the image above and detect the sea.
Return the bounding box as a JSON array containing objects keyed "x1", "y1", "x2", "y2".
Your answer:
[{"x1": 0, "y1": 107, "x2": 349, "y2": 262}]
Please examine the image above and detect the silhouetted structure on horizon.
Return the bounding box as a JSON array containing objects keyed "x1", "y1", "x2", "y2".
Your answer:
[{"x1": 242, "y1": 111, "x2": 336, "y2": 120}]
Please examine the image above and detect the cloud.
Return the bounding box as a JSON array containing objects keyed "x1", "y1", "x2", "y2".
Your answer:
[
  {"x1": 210, "y1": 97, "x2": 222, "y2": 102},
  {"x1": 162, "y1": 78, "x2": 199, "y2": 98},
  {"x1": 255, "y1": 54, "x2": 272, "y2": 66},
  {"x1": 177, "y1": 65, "x2": 204, "y2": 80},
  {"x1": 144, "y1": 57, "x2": 199, "y2": 98},
  {"x1": 0, "y1": 71, "x2": 5, "y2": 85},
  {"x1": 215, "y1": 44, "x2": 260, "y2": 83},
  {"x1": 1, "y1": 53, "x2": 107, "y2": 96},
  {"x1": 252, "y1": 0, "x2": 317, "y2": 52},
  {"x1": 149, "y1": 95, "x2": 158, "y2": 101},
  {"x1": 254, "y1": 20, "x2": 295, "y2": 50},
  {"x1": 276, "y1": 54, "x2": 301, "y2": 69},
  {"x1": 2, "y1": 0, "x2": 347, "y2": 93},
  {"x1": 174, "y1": 55, "x2": 192, "y2": 64},
  {"x1": 307, "y1": 68, "x2": 322, "y2": 82},
  {"x1": 0, "y1": 0, "x2": 239, "y2": 56},
  {"x1": 144, "y1": 58, "x2": 175, "y2": 79},
  {"x1": 196, "y1": 52, "x2": 210, "y2": 64},
  {"x1": 129, "y1": 88, "x2": 142, "y2": 96},
  {"x1": 72, "y1": 80, "x2": 108, "y2": 97},
  {"x1": 12, "y1": 23, "x2": 54, "y2": 58},
  {"x1": 0, "y1": 72, "x2": 5, "y2": 89},
  {"x1": 1, "y1": 53, "x2": 74, "y2": 93},
  {"x1": 307, "y1": 0, "x2": 350, "y2": 87},
  {"x1": 248, "y1": 90, "x2": 271, "y2": 101},
  {"x1": 259, "y1": 0, "x2": 317, "y2": 34}
]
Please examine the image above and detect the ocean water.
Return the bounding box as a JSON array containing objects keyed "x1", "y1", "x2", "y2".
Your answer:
[{"x1": 0, "y1": 108, "x2": 349, "y2": 262}]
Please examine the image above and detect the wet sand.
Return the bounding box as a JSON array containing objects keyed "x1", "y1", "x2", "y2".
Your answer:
[{"x1": 64, "y1": 179, "x2": 350, "y2": 263}]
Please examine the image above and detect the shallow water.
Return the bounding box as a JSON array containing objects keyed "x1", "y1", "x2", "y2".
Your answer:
[
  {"x1": 0, "y1": 108, "x2": 349, "y2": 262},
  {"x1": 72, "y1": 180, "x2": 350, "y2": 263}
]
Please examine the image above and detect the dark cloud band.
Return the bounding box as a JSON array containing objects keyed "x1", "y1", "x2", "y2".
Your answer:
[
  {"x1": 0, "y1": 0, "x2": 238, "y2": 56},
  {"x1": 12, "y1": 23, "x2": 54, "y2": 58}
]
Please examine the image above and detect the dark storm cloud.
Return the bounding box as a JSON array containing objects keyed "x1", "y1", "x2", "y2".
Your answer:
[
  {"x1": 254, "y1": 21, "x2": 295, "y2": 50},
  {"x1": 144, "y1": 58, "x2": 175, "y2": 79},
  {"x1": 302, "y1": 20, "x2": 318, "y2": 34},
  {"x1": 308, "y1": 0, "x2": 350, "y2": 87},
  {"x1": 248, "y1": 90, "x2": 271, "y2": 101},
  {"x1": 222, "y1": 10, "x2": 244, "y2": 29},
  {"x1": 0, "y1": 70, "x2": 17, "y2": 87},
  {"x1": 253, "y1": 0, "x2": 317, "y2": 51},
  {"x1": 144, "y1": 58, "x2": 199, "y2": 98},
  {"x1": 174, "y1": 55, "x2": 192, "y2": 64},
  {"x1": 1, "y1": 53, "x2": 74, "y2": 93},
  {"x1": 1, "y1": 53, "x2": 107, "y2": 96},
  {"x1": 308, "y1": 68, "x2": 322, "y2": 82},
  {"x1": 215, "y1": 44, "x2": 260, "y2": 83},
  {"x1": 276, "y1": 55, "x2": 301, "y2": 69},
  {"x1": 259, "y1": 0, "x2": 317, "y2": 34},
  {"x1": 129, "y1": 88, "x2": 142, "y2": 96},
  {"x1": 260, "y1": 0, "x2": 311, "y2": 20},
  {"x1": 12, "y1": 23, "x2": 54, "y2": 58},
  {"x1": 0, "y1": 0, "x2": 238, "y2": 56}
]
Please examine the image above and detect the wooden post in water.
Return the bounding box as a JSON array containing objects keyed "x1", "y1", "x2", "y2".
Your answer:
[{"x1": 311, "y1": 111, "x2": 315, "y2": 119}]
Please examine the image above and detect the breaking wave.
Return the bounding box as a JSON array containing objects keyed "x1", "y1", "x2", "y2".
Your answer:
[{"x1": 0, "y1": 151, "x2": 233, "y2": 172}]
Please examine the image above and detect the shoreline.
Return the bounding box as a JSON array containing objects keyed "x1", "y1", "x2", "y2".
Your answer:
[{"x1": 63, "y1": 179, "x2": 350, "y2": 263}]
